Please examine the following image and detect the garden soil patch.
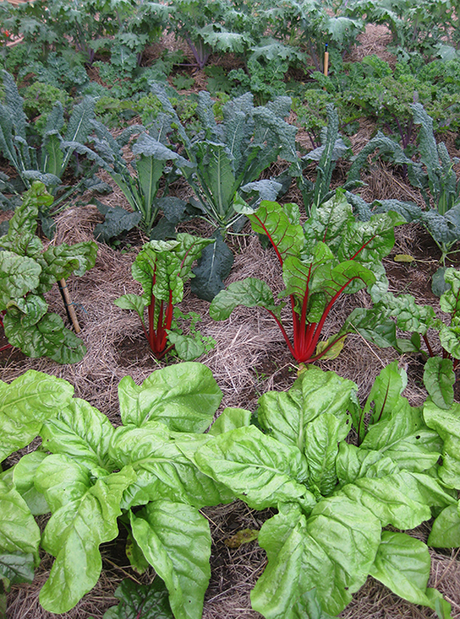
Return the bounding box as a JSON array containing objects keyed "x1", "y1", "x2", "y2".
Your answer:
[{"x1": 3, "y1": 22, "x2": 460, "y2": 619}]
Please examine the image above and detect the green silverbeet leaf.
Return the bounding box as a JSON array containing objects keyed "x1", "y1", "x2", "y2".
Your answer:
[
  {"x1": 370, "y1": 531, "x2": 449, "y2": 612},
  {"x1": 129, "y1": 500, "x2": 211, "y2": 619},
  {"x1": 110, "y1": 424, "x2": 232, "y2": 510},
  {"x1": 361, "y1": 401, "x2": 442, "y2": 473},
  {"x1": 209, "y1": 277, "x2": 283, "y2": 322},
  {"x1": 305, "y1": 413, "x2": 350, "y2": 497},
  {"x1": 40, "y1": 398, "x2": 116, "y2": 472},
  {"x1": 0, "y1": 251, "x2": 41, "y2": 310},
  {"x1": 428, "y1": 504, "x2": 460, "y2": 548},
  {"x1": 340, "y1": 470, "x2": 452, "y2": 530},
  {"x1": 13, "y1": 452, "x2": 49, "y2": 516},
  {"x1": 117, "y1": 362, "x2": 222, "y2": 433},
  {"x1": 258, "y1": 367, "x2": 356, "y2": 452},
  {"x1": 0, "y1": 480, "x2": 40, "y2": 565},
  {"x1": 207, "y1": 407, "x2": 252, "y2": 436},
  {"x1": 38, "y1": 240, "x2": 97, "y2": 293},
  {"x1": 251, "y1": 498, "x2": 381, "y2": 618},
  {"x1": 0, "y1": 370, "x2": 74, "y2": 461},
  {"x1": 195, "y1": 425, "x2": 315, "y2": 511},
  {"x1": 424, "y1": 400, "x2": 460, "y2": 488},
  {"x1": 423, "y1": 357, "x2": 455, "y2": 410},
  {"x1": 35, "y1": 456, "x2": 136, "y2": 614}
]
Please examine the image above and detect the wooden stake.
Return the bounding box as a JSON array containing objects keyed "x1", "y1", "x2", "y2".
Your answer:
[
  {"x1": 324, "y1": 43, "x2": 329, "y2": 77},
  {"x1": 58, "y1": 280, "x2": 81, "y2": 334}
]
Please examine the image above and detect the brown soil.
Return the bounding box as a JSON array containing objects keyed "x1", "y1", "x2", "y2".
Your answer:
[{"x1": 3, "y1": 20, "x2": 460, "y2": 619}]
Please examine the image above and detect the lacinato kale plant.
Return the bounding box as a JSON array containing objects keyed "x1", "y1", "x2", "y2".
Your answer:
[{"x1": 210, "y1": 192, "x2": 402, "y2": 364}]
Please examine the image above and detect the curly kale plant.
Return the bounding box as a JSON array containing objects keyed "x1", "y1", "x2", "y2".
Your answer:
[
  {"x1": 210, "y1": 192, "x2": 402, "y2": 364},
  {"x1": 0, "y1": 182, "x2": 97, "y2": 363}
]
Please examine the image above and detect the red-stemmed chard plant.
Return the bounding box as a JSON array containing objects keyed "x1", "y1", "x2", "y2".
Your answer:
[
  {"x1": 210, "y1": 192, "x2": 402, "y2": 364},
  {"x1": 115, "y1": 233, "x2": 215, "y2": 361}
]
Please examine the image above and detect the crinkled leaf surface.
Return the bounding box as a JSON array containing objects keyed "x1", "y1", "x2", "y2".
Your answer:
[
  {"x1": 245, "y1": 200, "x2": 304, "y2": 262},
  {"x1": 129, "y1": 500, "x2": 211, "y2": 619},
  {"x1": 110, "y1": 423, "x2": 231, "y2": 509},
  {"x1": 0, "y1": 369, "x2": 73, "y2": 461},
  {"x1": 4, "y1": 310, "x2": 86, "y2": 364},
  {"x1": 209, "y1": 277, "x2": 282, "y2": 321},
  {"x1": 35, "y1": 456, "x2": 136, "y2": 613},
  {"x1": 190, "y1": 233, "x2": 234, "y2": 302},
  {"x1": 117, "y1": 363, "x2": 222, "y2": 433},
  {"x1": 38, "y1": 241, "x2": 97, "y2": 292},
  {"x1": 0, "y1": 251, "x2": 41, "y2": 309}
]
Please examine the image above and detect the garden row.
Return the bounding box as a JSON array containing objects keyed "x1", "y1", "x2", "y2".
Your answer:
[{"x1": 2, "y1": 0, "x2": 460, "y2": 617}]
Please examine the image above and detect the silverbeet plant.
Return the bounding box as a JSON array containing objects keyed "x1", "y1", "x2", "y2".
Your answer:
[
  {"x1": 114, "y1": 234, "x2": 215, "y2": 361},
  {"x1": 194, "y1": 362, "x2": 457, "y2": 619},
  {"x1": 0, "y1": 182, "x2": 97, "y2": 363},
  {"x1": 0, "y1": 363, "x2": 234, "y2": 617},
  {"x1": 209, "y1": 192, "x2": 402, "y2": 364},
  {"x1": 347, "y1": 266, "x2": 460, "y2": 410}
]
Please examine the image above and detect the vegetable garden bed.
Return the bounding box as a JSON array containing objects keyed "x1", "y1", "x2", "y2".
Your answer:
[{"x1": 2, "y1": 4, "x2": 460, "y2": 619}]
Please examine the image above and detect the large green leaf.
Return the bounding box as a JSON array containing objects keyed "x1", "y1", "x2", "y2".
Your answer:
[
  {"x1": 35, "y1": 456, "x2": 136, "y2": 613},
  {"x1": 370, "y1": 531, "x2": 449, "y2": 612},
  {"x1": 40, "y1": 398, "x2": 116, "y2": 472},
  {"x1": 305, "y1": 413, "x2": 349, "y2": 497},
  {"x1": 428, "y1": 504, "x2": 460, "y2": 548},
  {"x1": 339, "y1": 470, "x2": 450, "y2": 530},
  {"x1": 258, "y1": 366, "x2": 356, "y2": 451},
  {"x1": 0, "y1": 370, "x2": 73, "y2": 461},
  {"x1": 208, "y1": 407, "x2": 252, "y2": 436},
  {"x1": 251, "y1": 499, "x2": 381, "y2": 618},
  {"x1": 195, "y1": 425, "x2": 315, "y2": 511},
  {"x1": 109, "y1": 423, "x2": 232, "y2": 509},
  {"x1": 0, "y1": 480, "x2": 40, "y2": 565},
  {"x1": 423, "y1": 400, "x2": 460, "y2": 488},
  {"x1": 117, "y1": 363, "x2": 222, "y2": 432},
  {"x1": 361, "y1": 401, "x2": 442, "y2": 472},
  {"x1": 129, "y1": 500, "x2": 211, "y2": 619},
  {"x1": 38, "y1": 240, "x2": 98, "y2": 292},
  {"x1": 13, "y1": 452, "x2": 49, "y2": 516}
]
